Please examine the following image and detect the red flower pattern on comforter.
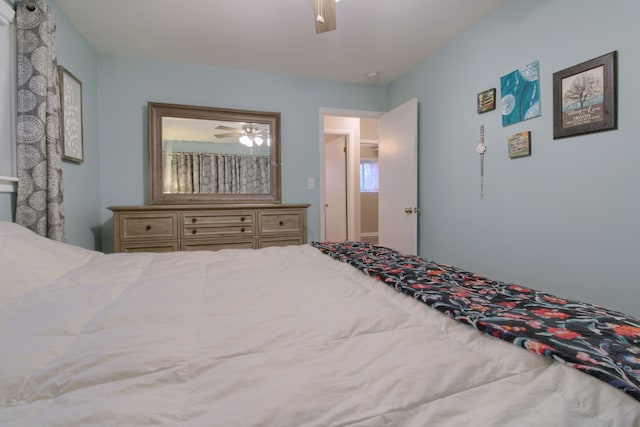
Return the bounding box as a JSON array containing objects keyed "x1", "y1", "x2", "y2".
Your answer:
[{"x1": 311, "y1": 241, "x2": 640, "y2": 402}]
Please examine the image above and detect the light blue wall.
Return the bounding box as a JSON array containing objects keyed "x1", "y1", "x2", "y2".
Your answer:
[
  {"x1": 96, "y1": 56, "x2": 387, "y2": 252},
  {"x1": 390, "y1": 0, "x2": 640, "y2": 317},
  {"x1": 53, "y1": 2, "x2": 101, "y2": 249},
  {"x1": 0, "y1": 193, "x2": 14, "y2": 221}
]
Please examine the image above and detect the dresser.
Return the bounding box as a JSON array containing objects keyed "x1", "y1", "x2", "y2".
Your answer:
[{"x1": 109, "y1": 204, "x2": 310, "y2": 253}]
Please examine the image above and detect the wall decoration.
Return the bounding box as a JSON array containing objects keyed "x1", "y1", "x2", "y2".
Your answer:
[
  {"x1": 476, "y1": 125, "x2": 487, "y2": 199},
  {"x1": 58, "y1": 66, "x2": 84, "y2": 163},
  {"x1": 507, "y1": 131, "x2": 531, "y2": 158},
  {"x1": 500, "y1": 60, "x2": 540, "y2": 126},
  {"x1": 477, "y1": 88, "x2": 496, "y2": 114},
  {"x1": 552, "y1": 51, "x2": 617, "y2": 139}
]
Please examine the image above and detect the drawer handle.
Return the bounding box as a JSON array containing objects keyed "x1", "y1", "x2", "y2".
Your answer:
[
  {"x1": 240, "y1": 227, "x2": 245, "y2": 233},
  {"x1": 279, "y1": 221, "x2": 284, "y2": 226},
  {"x1": 145, "y1": 225, "x2": 152, "y2": 231},
  {"x1": 192, "y1": 218, "x2": 197, "y2": 223},
  {"x1": 241, "y1": 216, "x2": 246, "y2": 222},
  {"x1": 192, "y1": 229, "x2": 197, "y2": 235}
]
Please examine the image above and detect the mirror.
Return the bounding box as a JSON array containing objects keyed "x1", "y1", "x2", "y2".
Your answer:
[{"x1": 148, "y1": 102, "x2": 281, "y2": 205}]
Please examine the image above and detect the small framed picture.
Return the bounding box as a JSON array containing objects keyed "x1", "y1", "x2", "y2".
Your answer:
[
  {"x1": 507, "y1": 131, "x2": 531, "y2": 158},
  {"x1": 58, "y1": 66, "x2": 84, "y2": 163},
  {"x1": 477, "y1": 88, "x2": 496, "y2": 114},
  {"x1": 552, "y1": 51, "x2": 617, "y2": 139}
]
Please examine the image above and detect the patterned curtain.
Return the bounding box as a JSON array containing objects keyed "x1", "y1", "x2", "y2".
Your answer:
[
  {"x1": 15, "y1": 0, "x2": 65, "y2": 240},
  {"x1": 165, "y1": 152, "x2": 270, "y2": 194}
]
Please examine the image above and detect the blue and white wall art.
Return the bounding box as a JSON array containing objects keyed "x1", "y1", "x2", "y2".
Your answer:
[{"x1": 500, "y1": 60, "x2": 540, "y2": 126}]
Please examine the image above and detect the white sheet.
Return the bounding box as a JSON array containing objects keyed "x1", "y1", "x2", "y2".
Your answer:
[{"x1": 0, "y1": 221, "x2": 638, "y2": 426}]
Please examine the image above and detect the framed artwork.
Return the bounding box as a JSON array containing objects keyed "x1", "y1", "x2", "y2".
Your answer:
[
  {"x1": 552, "y1": 51, "x2": 617, "y2": 139},
  {"x1": 477, "y1": 88, "x2": 496, "y2": 114},
  {"x1": 500, "y1": 60, "x2": 540, "y2": 126},
  {"x1": 58, "y1": 66, "x2": 84, "y2": 163},
  {"x1": 507, "y1": 131, "x2": 531, "y2": 158}
]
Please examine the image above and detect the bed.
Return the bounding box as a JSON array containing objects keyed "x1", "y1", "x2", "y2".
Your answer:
[{"x1": 0, "y1": 220, "x2": 638, "y2": 426}]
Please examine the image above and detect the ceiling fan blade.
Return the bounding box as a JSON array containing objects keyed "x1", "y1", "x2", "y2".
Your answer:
[
  {"x1": 215, "y1": 125, "x2": 239, "y2": 131},
  {"x1": 314, "y1": 0, "x2": 336, "y2": 34},
  {"x1": 214, "y1": 132, "x2": 241, "y2": 139}
]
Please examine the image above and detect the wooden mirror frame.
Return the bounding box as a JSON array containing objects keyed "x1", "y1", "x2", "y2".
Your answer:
[{"x1": 148, "y1": 102, "x2": 281, "y2": 205}]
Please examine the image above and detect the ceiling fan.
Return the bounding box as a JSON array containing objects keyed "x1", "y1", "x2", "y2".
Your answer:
[
  {"x1": 215, "y1": 123, "x2": 268, "y2": 147},
  {"x1": 314, "y1": 0, "x2": 337, "y2": 34}
]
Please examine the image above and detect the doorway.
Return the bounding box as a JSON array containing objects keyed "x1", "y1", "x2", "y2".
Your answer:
[
  {"x1": 320, "y1": 99, "x2": 418, "y2": 254},
  {"x1": 322, "y1": 114, "x2": 380, "y2": 244}
]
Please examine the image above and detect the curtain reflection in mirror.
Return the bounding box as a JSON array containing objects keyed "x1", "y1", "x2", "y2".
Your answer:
[{"x1": 164, "y1": 152, "x2": 270, "y2": 194}]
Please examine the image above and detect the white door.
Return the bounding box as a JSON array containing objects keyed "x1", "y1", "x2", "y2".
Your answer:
[
  {"x1": 378, "y1": 98, "x2": 418, "y2": 254},
  {"x1": 324, "y1": 135, "x2": 347, "y2": 241}
]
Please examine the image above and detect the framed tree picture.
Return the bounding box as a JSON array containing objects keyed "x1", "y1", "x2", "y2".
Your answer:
[
  {"x1": 58, "y1": 65, "x2": 84, "y2": 163},
  {"x1": 552, "y1": 51, "x2": 617, "y2": 139}
]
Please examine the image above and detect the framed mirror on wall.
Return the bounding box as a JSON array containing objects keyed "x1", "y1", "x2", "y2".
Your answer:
[{"x1": 148, "y1": 102, "x2": 281, "y2": 205}]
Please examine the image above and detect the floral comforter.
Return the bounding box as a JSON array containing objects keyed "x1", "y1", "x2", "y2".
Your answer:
[{"x1": 311, "y1": 241, "x2": 640, "y2": 402}]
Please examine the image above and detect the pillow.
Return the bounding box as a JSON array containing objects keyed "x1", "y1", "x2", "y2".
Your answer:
[{"x1": 0, "y1": 221, "x2": 102, "y2": 303}]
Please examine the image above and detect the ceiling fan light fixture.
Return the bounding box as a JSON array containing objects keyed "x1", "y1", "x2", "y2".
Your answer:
[
  {"x1": 314, "y1": 0, "x2": 336, "y2": 34},
  {"x1": 239, "y1": 135, "x2": 252, "y2": 146},
  {"x1": 254, "y1": 136, "x2": 264, "y2": 146},
  {"x1": 365, "y1": 71, "x2": 380, "y2": 82}
]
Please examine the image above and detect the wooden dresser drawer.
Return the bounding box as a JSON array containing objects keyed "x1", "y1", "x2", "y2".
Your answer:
[
  {"x1": 119, "y1": 242, "x2": 179, "y2": 253},
  {"x1": 182, "y1": 211, "x2": 255, "y2": 239},
  {"x1": 258, "y1": 210, "x2": 305, "y2": 235},
  {"x1": 258, "y1": 236, "x2": 305, "y2": 248},
  {"x1": 182, "y1": 238, "x2": 255, "y2": 251},
  {"x1": 119, "y1": 213, "x2": 178, "y2": 241}
]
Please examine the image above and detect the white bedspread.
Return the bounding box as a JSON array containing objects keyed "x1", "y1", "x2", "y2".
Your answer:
[{"x1": 1, "y1": 221, "x2": 638, "y2": 426}]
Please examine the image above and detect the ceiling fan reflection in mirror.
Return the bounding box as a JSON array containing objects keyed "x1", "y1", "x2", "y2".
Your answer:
[
  {"x1": 314, "y1": 0, "x2": 338, "y2": 34},
  {"x1": 215, "y1": 123, "x2": 270, "y2": 147}
]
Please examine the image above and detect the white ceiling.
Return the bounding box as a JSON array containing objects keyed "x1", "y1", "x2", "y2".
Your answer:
[{"x1": 52, "y1": 0, "x2": 508, "y2": 85}]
